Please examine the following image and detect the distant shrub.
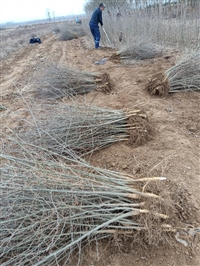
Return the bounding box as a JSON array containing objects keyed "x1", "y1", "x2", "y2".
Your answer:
[
  {"x1": 31, "y1": 33, "x2": 37, "y2": 38},
  {"x1": 13, "y1": 41, "x2": 19, "y2": 48},
  {"x1": 53, "y1": 26, "x2": 61, "y2": 34},
  {"x1": 59, "y1": 24, "x2": 86, "y2": 41},
  {"x1": 18, "y1": 39, "x2": 25, "y2": 45}
]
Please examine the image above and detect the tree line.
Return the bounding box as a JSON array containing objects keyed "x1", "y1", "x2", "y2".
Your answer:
[{"x1": 84, "y1": 0, "x2": 200, "y2": 12}]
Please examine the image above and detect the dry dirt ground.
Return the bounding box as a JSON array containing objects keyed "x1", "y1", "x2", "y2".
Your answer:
[{"x1": 0, "y1": 32, "x2": 200, "y2": 266}]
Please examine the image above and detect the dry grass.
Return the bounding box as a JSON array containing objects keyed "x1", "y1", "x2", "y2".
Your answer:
[
  {"x1": 0, "y1": 23, "x2": 55, "y2": 59},
  {"x1": 0, "y1": 19, "x2": 85, "y2": 60}
]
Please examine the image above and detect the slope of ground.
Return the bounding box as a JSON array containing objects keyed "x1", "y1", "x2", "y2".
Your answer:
[{"x1": 0, "y1": 33, "x2": 199, "y2": 266}]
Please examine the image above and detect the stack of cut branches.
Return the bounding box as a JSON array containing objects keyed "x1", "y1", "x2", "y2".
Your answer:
[
  {"x1": 146, "y1": 50, "x2": 200, "y2": 96},
  {"x1": 110, "y1": 39, "x2": 163, "y2": 62},
  {"x1": 34, "y1": 64, "x2": 112, "y2": 100},
  {"x1": 0, "y1": 153, "x2": 186, "y2": 266},
  {"x1": 13, "y1": 105, "x2": 151, "y2": 156}
]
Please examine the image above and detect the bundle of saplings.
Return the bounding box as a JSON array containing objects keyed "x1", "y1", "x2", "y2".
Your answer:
[
  {"x1": 15, "y1": 104, "x2": 151, "y2": 156},
  {"x1": 34, "y1": 64, "x2": 112, "y2": 99},
  {"x1": 146, "y1": 50, "x2": 200, "y2": 96},
  {"x1": 59, "y1": 23, "x2": 86, "y2": 41},
  {"x1": 110, "y1": 38, "x2": 163, "y2": 62},
  {"x1": 1, "y1": 153, "x2": 197, "y2": 266}
]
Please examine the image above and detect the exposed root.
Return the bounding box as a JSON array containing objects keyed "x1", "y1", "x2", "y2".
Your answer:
[
  {"x1": 127, "y1": 111, "x2": 153, "y2": 146},
  {"x1": 145, "y1": 73, "x2": 170, "y2": 97},
  {"x1": 133, "y1": 180, "x2": 199, "y2": 247},
  {"x1": 95, "y1": 73, "x2": 113, "y2": 93},
  {"x1": 109, "y1": 53, "x2": 120, "y2": 63}
]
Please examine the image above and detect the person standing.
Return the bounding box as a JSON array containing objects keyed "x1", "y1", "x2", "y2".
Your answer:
[{"x1": 89, "y1": 3, "x2": 105, "y2": 49}]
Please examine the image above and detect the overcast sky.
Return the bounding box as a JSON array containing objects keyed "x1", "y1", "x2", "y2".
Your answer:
[{"x1": 0, "y1": 0, "x2": 87, "y2": 23}]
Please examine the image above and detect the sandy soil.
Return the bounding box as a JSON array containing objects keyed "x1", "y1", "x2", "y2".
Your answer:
[{"x1": 0, "y1": 32, "x2": 199, "y2": 266}]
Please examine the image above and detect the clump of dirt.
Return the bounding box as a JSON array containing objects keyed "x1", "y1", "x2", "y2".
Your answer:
[{"x1": 145, "y1": 72, "x2": 170, "y2": 97}]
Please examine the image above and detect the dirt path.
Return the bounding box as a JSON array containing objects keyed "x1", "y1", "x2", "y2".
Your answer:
[{"x1": 1, "y1": 35, "x2": 199, "y2": 266}]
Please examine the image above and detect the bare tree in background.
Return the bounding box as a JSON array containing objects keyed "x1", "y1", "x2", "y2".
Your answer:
[
  {"x1": 46, "y1": 9, "x2": 51, "y2": 22},
  {"x1": 84, "y1": 0, "x2": 129, "y2": 13}
]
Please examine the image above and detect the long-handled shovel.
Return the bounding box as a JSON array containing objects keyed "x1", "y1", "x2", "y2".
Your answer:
[{"x1": 102, "y1": 27, "x2": 113, "y2": 49}]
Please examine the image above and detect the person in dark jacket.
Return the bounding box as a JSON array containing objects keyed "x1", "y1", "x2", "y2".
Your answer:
[{"x1": 89, "y1": 3, "x2": 105, "y2": 49}]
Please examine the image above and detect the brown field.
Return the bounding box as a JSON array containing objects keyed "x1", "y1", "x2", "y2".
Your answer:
[{"x1": 0, "y1": 23, "x2": 200, "y2": 266}]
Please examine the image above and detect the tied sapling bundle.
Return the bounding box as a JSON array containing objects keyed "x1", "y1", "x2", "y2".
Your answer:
[
  {"x1": 14, "y1": 104, "x2": 151, "y2": 156},
  {"x1": 58, "y1": 23, "x2": 86, "y2": 41},
  {"x1": 146, "y1": 50, "x2": 200, "y2": 96},
  {"x1": 34, "y1": 63, "x2": 112, "y2": 100},
  {"x1": 110, "y1": 38, "x2": 163, "y2": 63},
  {"x1": 0, "y1": 153, "x2": 190, "y2": 266}
]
